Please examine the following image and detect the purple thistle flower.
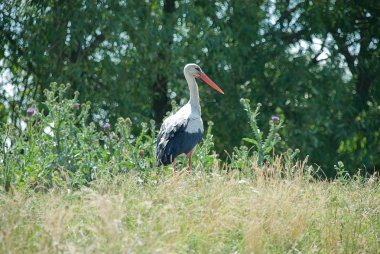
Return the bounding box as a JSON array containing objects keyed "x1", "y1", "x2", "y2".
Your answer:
[
  {"x1": 26, "y1": 107, "x2": 36, "y2": 117},
  {"x1": 103, "y1": 123, "x2": 111, "y2": 130},
  {"x1": 272, "y1": 116, "x2": 280, "y2": 122}
]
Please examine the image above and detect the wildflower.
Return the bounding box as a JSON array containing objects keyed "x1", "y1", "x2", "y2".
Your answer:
[
  {"x1": 26, "y1": 107, "x2": 36, "y2": 116},
  {"x1": 103, "y1": 123, "x2": 111, "y2": 130},
  {"x1": 272, "y1": 116, "x2": 280, "y2": 122},
  {"x1": 73, "y1": 102, "x2": 80, "y2": 110}
]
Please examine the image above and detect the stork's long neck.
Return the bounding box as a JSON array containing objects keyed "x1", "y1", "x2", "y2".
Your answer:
[{"x1": 184, "y1": 71, "x2": 201, "y2": 115}]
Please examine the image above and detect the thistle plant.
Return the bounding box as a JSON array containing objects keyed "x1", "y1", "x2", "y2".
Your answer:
[
  {"x1": 193, "y1": 121, "x2": 218, "y2": 171},
  {"x1": 0, "y1": 83, "x2": 159, "y2": 191},
  {"x1": 240, "y1": 98, "x2": 283, "y2": 166}
]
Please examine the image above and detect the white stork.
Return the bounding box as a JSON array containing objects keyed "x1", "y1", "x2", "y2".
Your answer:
[{"x1": 156, "y1": 63, "x2": 224, "y2": 172}]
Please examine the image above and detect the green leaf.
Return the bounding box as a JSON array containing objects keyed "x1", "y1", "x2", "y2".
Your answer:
[
  {"x1": 242, "y1": 138, "x2": 257, "y2": 145},
  {"x1": 264, "y1": 147, "x2": 273, "y2": 154}
]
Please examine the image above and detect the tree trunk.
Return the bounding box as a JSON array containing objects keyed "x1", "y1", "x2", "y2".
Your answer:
[
  {"x1": 152, "y1": 0, "x2": 175, "y2": 124},
  {"x1": 356, "y1": 71, "x2": 373, "y2": 111},
  {"x1": 153, "y1": 74, "x2": 170, "y2": 124}
]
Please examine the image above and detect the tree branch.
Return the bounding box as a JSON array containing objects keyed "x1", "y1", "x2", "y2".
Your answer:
[
  {"x1": 331, "y1": 32, "x2": 357, "y2": 75},
  {"x1": 311, "y1": 34, "x2": 329, "y2": 64},
  {"x1": 69, "y1": 33, "x2": 106, "y2": 63}
]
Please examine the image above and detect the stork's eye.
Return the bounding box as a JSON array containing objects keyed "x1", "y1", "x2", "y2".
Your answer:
[{"x1": 195, "y1": 67, "x2": 201, "y2": 72}]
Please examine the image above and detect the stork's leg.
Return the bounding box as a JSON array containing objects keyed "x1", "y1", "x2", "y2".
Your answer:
[
  {"x1": 187, "y1": 150, "x2": 193, "y2": 172},
  {"x1": 172, "y1": 159, "x2": 177, "y2": 175}
]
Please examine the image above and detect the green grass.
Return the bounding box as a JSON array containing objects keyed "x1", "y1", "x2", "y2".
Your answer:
[{"x1": 1, "y1": 163, "x2": 379, "y2": 254}]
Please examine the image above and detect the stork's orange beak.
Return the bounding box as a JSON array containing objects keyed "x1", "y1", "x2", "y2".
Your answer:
[{"x1": 198, "y1": 73, "x2": 224, "y2": 94}]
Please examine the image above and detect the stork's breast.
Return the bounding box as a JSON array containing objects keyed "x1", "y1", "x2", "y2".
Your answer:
[{"x1": 185, "y1": 117, "x2": 204, "y2": 134}]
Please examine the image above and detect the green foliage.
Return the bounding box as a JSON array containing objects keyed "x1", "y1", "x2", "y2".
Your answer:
[
  {"x1": 0, "y1": 84, "x2": 158, "y2": 191},
  {"x1": 190, "y1": 121, "x2": 215, "y2": 171},
  {"x1": 240, "y1": 98, "x2": 283, "y2": 166},
  {"x1": 5, "y1": 82, "x2": 377, "y2": 191},
  {"x1": 227, "y1": 146, "x2": 251, "y2": 174},
  {"x1": 0, "y1": 84, "x2": 223, "y2": 191},
  {"x1": 1, "y1": 0, "x2": 379, "y2": 176},
  {"x1": 334, "y1": 161, "x2": 350, "y2": 183}
]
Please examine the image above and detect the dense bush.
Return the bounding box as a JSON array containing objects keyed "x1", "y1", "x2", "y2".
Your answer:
[
  {"x1": 1, "y1": 84, "x2": 154, "y2": 191},
  {"x1": 1, "y1": 84, "x2": 296, "y2": 191}
]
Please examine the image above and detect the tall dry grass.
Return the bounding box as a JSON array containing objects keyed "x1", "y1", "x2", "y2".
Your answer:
[{"x1": 1, "y1": 162, "x2": 379, "y2": 253}]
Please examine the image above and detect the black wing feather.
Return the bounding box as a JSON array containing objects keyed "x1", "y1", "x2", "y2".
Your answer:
[{"x1": 156, "y1": 119, "x2": 203, "y2": 165}]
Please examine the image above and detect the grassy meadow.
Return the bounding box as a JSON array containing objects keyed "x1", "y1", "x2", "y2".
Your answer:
[{"x1": 1, "y1": 163, "x2": 379, "y2": 254}]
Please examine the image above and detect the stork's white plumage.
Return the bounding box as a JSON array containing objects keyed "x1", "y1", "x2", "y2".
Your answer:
[{"x1": 156, "y1": 63, "x2": 224, "y2": 171}]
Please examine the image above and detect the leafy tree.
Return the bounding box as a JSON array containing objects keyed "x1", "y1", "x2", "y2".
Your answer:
[
  {"x1": 1, "y1": 0, "x2": 379, "y2": 175},
  {"x1": 262, "y1": 0, "x2": 380, "y2": 173}
]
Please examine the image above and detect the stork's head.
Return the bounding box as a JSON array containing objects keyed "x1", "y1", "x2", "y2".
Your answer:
[
  {"x1": 184, "y1": 63, "x2": 224, "y2": 94},
  {"x1": 184, "y1": 63, "x2": 204, "y2": 77}
]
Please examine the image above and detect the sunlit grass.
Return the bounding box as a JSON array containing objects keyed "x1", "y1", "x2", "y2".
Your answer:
[{"x1": 1, "y1": 163, "x2": 379, "y2": 253}]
